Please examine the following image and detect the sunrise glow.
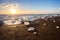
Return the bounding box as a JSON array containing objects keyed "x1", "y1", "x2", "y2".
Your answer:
[{"x1": 10, "y1": 9, "x2": 16, "y2": 14}]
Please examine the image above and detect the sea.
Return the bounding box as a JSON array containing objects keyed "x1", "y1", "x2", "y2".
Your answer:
[{"x1": 0, "y1": 14, "x2": 60, "y2": 21}]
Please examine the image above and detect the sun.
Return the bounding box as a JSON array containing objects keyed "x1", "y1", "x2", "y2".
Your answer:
[{"x1": 10, "y1": 9, "x2": 16, "y2": 14}]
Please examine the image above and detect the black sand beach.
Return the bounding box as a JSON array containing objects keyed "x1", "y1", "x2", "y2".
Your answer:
[{"x1": 0, "y1": 16, "x2": 60, "y2": 40}]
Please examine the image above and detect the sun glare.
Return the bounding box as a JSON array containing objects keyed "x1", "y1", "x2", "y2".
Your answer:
[{"x1": 10, "y1": 9, "x2": 16, "y2": 14}]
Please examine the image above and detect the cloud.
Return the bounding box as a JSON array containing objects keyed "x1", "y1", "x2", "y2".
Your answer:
[{"x1": 0, "y1": 3, "x2": 18, "y2": 8}]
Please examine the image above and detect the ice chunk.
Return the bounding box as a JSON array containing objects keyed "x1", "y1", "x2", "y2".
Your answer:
[
  {"x1": 41, "y1": 17, "x2": 45, "y2": 19},
  {"x1": 33, "y1": 32, "x2": 37, "y2": 34},
  {"x1": 24, "y1": 21, "x2": 30, "y2": 25},
  {"x1": 53, "y1": 20, "x2": 56, "y2": 23},
  {"x1": 28, "y1": 27, "x2": 35, "y2": 31},
  {"x1": 56, "y1": 26, "x2": 59, "y2": 29},
  {"x1": 43, "y1": 23, "x2": 46, "y2": 26}
]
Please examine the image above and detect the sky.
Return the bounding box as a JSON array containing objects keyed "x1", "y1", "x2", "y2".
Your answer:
[{"x1": 0, "y1": 0, "x2": 60, "y2": 14}]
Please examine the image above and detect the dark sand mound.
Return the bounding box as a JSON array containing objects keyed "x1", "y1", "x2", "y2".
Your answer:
[{"x1": 0, "y1": 16, "x2": 60, "y2": 40}]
